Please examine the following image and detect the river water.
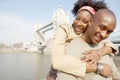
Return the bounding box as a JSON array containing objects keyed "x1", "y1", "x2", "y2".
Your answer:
[
  {"x1": 0, "y1": 53, "x2": 52, "y2": 80},
  {"x1": 0, "y1": 53, "x2": 120, "y2": 80}
]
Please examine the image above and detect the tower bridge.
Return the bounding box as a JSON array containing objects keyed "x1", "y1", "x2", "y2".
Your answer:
[{"x1": 33, "y1": 6, "x2": 69, "y2": 52}]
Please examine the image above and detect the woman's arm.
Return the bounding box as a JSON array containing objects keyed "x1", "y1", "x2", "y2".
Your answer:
[
  {"x1": 52, "y1": 24, "x2": 86, "y2": 77},
  {"x1": 100, "y1": 40, "x2": 117, "y2": 56},
  {"x1": 81, "y1": 40, "x2": 117, "y2": 66}
]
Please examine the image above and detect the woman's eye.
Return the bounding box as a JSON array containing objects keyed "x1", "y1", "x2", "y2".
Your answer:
[{"x1": 83, "y1": 20, "x2": 88, "y2": 24}]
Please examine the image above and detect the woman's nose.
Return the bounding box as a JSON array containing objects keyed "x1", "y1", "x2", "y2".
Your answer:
[{"x1": 77, "y1": 21, "x2": 82, "y2": 26}]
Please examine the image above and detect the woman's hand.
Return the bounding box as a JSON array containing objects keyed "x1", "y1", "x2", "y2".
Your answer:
[
  {"x1": 81, "y1": 50, "x2": 101, "y2": 66},
  {"x1": 86, "y1": 62, "x2": 97, "y2": 73}
]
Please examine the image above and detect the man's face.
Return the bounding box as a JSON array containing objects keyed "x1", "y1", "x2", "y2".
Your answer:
[{"x1": 85, "y1": 14, "x2": 116, "y2": 44}]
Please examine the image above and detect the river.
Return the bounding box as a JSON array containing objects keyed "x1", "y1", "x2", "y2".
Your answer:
[
  {"x1": 0, "y1": 53, "x2": 51, "y2": 80},
  {"x1": 0, "y1": 53, "x2": 119, "y2": 80}
]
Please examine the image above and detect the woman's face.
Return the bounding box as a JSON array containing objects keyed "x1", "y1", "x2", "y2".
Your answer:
[{"x1": 72, "y1": 10, "x2": 92, "y2": 35}]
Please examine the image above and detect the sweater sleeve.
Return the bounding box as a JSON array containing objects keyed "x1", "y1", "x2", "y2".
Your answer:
[
  {"x1": 52, "y1": 24, "x2": 86, "y2": 77},
  {"x1": 101, "y1": 40, "x2": 118, "y2": 55}
]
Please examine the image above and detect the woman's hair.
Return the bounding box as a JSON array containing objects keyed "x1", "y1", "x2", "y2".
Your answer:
[{"x1": 72, "y1": 0, "x2": 108, "y2": 16}]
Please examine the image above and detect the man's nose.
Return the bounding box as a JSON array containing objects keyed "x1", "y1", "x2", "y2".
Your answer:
[{"x1": 101, "y1": 30, "x2": 108, "y2": 39}]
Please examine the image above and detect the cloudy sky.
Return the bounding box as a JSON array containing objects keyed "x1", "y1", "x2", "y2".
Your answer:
[{"x1": 0, "y1": 0, "x2": 120, "y2": 45}]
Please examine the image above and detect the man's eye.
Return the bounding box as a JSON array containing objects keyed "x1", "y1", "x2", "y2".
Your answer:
[
  {"x1": 107, "y1": 31, "x2": 112, "y2": 34},
  {"x1": 99, "y1": 25, "x2": 105, "y2": 30}
]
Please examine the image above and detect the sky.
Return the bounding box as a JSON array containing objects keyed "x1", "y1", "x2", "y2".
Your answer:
[{"x1": 0, "y1": 0, "x2": 120, "y2": 45}]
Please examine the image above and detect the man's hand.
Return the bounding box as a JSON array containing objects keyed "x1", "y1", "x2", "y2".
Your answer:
[
  {"x1": 86, "y1": 62, "x2": 113, "y2": 78},
  {"x1": 100, "y1": 63, "x2": 113, "y2": 78}
]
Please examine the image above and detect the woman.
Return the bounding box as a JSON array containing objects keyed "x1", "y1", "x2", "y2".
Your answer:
[{"x1": 46, "y1": 0, "x2": 117, "y2": 80}]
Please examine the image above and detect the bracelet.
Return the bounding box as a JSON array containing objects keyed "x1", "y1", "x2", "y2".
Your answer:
[{"x1": 97, "y1": 63, "x2": 104, "y2": 74}]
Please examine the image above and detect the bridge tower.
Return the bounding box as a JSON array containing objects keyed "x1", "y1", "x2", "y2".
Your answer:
[{"x1": 33, "y1": 6, "x2": 69, "y2": 52}]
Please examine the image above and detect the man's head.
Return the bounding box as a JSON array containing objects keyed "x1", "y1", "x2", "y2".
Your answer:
[{"x1": 84, "y1": 9, "x2": 116, "y2": 44}]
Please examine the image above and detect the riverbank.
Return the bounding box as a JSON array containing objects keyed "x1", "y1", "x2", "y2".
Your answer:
[{"x1": 0, "y1": 50, "x2": 42, "y2": 54}]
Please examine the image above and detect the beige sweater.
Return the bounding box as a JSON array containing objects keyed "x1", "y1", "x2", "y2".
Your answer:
[
  {"x1": 57, "y1": 37, "x2": 119, "y2": 80},
  {"x1": 52, "y1": 23, "x2": 117, "y2": 77}
]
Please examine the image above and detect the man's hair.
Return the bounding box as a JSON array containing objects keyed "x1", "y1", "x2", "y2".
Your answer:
[{"x1": 72, "y1": 0, "x2": 108, "y2": 16}]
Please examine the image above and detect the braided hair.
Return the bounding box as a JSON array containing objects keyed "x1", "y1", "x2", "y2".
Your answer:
[{"x1": 72, "y1": 0, "x2": 108, "y2": 16}]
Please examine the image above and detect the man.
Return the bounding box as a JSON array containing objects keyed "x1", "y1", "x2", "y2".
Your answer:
[{"x1": 56, "y1": 9, "x2": 120, "y2": 80}]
